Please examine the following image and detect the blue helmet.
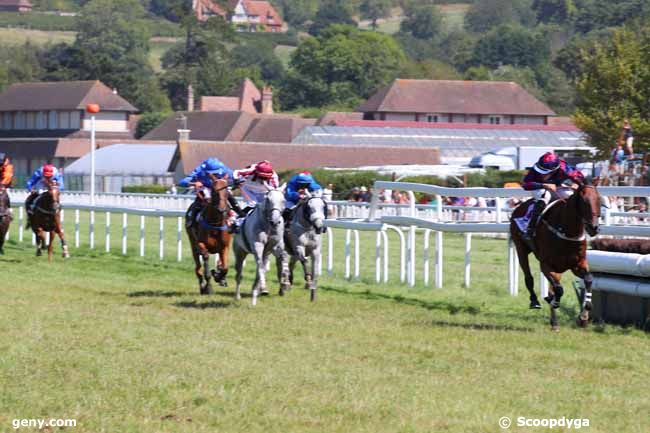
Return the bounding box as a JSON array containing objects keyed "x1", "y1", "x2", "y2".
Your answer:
[
  {"x1": 295, "y1": 172, "x2": 313, "y2": 187},
  {"x1": 202, "y1": 158, "x2": 225, "y2": 175}
]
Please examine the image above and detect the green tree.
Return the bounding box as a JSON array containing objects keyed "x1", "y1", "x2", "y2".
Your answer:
[
  {"x1": 278, "y1": 0, "x2": 319, "y2": 27},
  {"x1": 360, "y1": 0, "x2": 392, "y2": 30},
  {"x1": 280, "y1": 25, "x2": 405, "y2": 109},
  {"x1": 308, "y1": 0, "x2": 357, "y2": 36},
  {"x1": 135, "y1": 111, "x2": 171, "y2": 138},
  {"x1": 72, "y1": 0, "x2": 170, "y2": 112},
  {"x1": 573, "y1": 26, "x2": 650, "y2": 156},
  {"x1": 232, "y1": 41, "x2": 286, "y2": 85},
  {"x1": 464, "y1": 0, "x2": 535, "y2": 33},
  {"x1": 471, "y1": 24, "x2": 550, "y2": 69},
  {"x1": 0, "y1": 43, "x2": 43, "y2": 92},
  {"x1": 400, "y1": 59, "x2": 461, "y2": 80},
  {"x1": 399, "y1": 4, "x2": 443, "y2": 40},
  {"x1": 532, "y1": 0, "x2": 577, "y2": 24}
]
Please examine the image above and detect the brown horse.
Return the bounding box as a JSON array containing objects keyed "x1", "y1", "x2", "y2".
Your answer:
[
  {"x1": 186, "y1": 176, "x2": 232, "y2": 295},
  {"x1": 510, "y1": 182, "x2": 601, "y2": 330},
  {"x1": 0, "y1": 184, "x2": 12, "y2": 254},
  {"x1": 28, "y1": 179, "x2": 70, "y2": 261}
]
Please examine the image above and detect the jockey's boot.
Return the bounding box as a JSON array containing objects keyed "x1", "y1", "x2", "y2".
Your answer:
[
  {"x1": 282, "y1": 208, "x2": 293, "y2": 226},
  {"x1": 229, "y1": 220, "x2": 241, "y2": 234},
  {"x1": 185, "y1": 199, "x2": 202, "y2": 229},
  {"x1": 523, "y1": 201, "x2": 546, "y2": 242}
]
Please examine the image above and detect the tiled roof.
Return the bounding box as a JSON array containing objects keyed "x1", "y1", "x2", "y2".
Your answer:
[
  {"x1": 142, "y1": 111, "x2": 314, "y2": 143},
  {"x1": 317, "y1": 111, "x2": 364, "y2": 126},
  {"x1": 234, "y1": 78, "x2": 262, "y2": 113},
  {"x1": 242, "y1": 0, "x2": 283, "y2": 26},
  {"x1": 177, "y1": 140, "x2": 440, "y2": 174},
  {"x1": 0, "y1": 80, "x2": 138, "y2": 112},
  {"x1": 199, "y1": 96, "x2": 240, "y2": 112},
  {"x1": 357, "y1": 79, "x2": 555, "y2": 116}
]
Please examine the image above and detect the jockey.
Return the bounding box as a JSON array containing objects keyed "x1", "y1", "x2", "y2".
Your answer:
[
  {"x1": 521, "y1": 152, "x2": 584, "y2": 241},
  {"x1": 0, "y1": 153, "x2": 14, "y2": 188},
  {"x1": 25, "y1": 163, "x2": 64, "y2": 218},
  {"x1": 230, "y1": 160, "x2": 279, "y2": 232},
  {"x1": 283, "y1": 171, "x2": 322, "y2": 222},
  {"x1": 179, "y1": 157, "x2": 238, "y2": 228}
]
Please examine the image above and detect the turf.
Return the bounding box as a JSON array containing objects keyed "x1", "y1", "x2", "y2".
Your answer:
[{"x1": 0, "y1": 215, "x2": 648, "y2": 433}]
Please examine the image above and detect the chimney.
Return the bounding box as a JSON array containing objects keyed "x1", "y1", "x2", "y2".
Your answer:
[
  {"x1": 261, "y1": 86, "x2": 273, "y2": 114},
  {"x1": 187, "y1": 84, "x2": 194, "y2": 112}
]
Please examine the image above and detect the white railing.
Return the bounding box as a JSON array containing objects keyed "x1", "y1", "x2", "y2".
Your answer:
[{"x1": 5, "y1": 183, "x2": 649, "y2": 297}]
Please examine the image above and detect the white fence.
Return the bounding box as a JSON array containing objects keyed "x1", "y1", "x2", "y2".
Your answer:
[{"x1": 5, "y1": 183, "x2": 650, "y2": 297}]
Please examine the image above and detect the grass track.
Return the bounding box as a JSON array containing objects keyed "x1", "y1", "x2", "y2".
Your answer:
[{"x1": 0, "y1": 217, "x2": 648, "y2": 432}]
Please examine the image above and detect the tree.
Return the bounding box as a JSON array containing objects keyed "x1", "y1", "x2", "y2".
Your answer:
[
  {"x1": 135, "y1": 111, "x2": 171, "y2": 138},
  {"x1": 72, "y1": 0, "x2": 170, "y2": 112},
  {"x1": 232, "y1": 41, "x2": 286, "y2": 85},
  {"x1": 360, "y1": 0, "x2": 392, "y2": 30},
  {"x1": 400, "y1": 59, "x2": 461, "y2": 80},
  {"x1": 278, "y1": 0, "x2": 319, "y2": 27},
  {"x1": 573, "y1": 26, "x2": 650, "y2": 156},
  {"x1": 532, "y1": 0, "x2": 577, "y2": 24},
  {"x1": 471, "y1": 24, "x2": 550, "y2": 69},
  {"x1": 0, "y1": 43, "x2": 43, "y2": 92},
  {"x1": 464, "y1": 0, "x2": 535, "y2": 33},
  {"x1": 280, "y1": 25, "x2": 405, "y2": 109},
  {"x1": 399, "y1": 4, "x2": 443, "y2": 40},
  {"x1": 308, "y1": 0, "x2": 357, "y2": 36}
]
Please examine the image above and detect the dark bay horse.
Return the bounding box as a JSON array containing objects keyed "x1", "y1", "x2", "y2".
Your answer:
[
  {"x1": 0, "y1": 185, "x2": 12, "y2": 254},
  {"x1": 510, "y1": 182, "x2": 601, "y2": 330},
  {"x1": 186, "y1": 176, "x2": 232, "y2": 295},
  {"x1": 29, "y1": 179, "x2": 69, "y2": 261}
]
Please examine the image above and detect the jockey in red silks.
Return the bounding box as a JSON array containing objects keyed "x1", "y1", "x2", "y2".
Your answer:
[
  {"x1": 521, "y1": 152, "x2": 584, "y2": 241},
  {"x1": 230, "y1": 160, "x2": 279, "y2": 232}
]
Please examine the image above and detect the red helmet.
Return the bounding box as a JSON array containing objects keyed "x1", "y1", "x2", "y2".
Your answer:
[
  {"x1": 43, "y1": 164, "x2": 55, "y2": 177},
  {"x1": 255, "y1": 160, "x2": 274, "y2": 179},
  {"x1": 534, "y1": 152, "x2": 560, "y2": 174}
]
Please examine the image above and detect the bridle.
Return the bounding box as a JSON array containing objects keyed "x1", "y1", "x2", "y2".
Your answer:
[
  {"x1": 263, "y1": 190, "x2": 284, "y2": 226},
  {"x1": 577, "y1": 184, "x2": 600, "y2": 236},
  {"x1": 300, "y1": 196, "x2": 328, "y2": 232}
]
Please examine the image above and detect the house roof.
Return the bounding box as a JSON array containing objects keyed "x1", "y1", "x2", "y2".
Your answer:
[
  {"x1": 143, "y1": 111, "x2": 314, "y2": 143},
  {"x1": 199, "y1": 96, "x2": 240, "y2": 112},
  {"x1": 356, "y1": 79, "x2": 555, "y2": 116},
  {"x1": 235, "y1": 78, "x2": 262, "y2": 112},
  {"x1": 292, "y1": 124, "x2": 587, "y2": 159},
  {"x1": 0, "y1": 0, "x2": 32, "y2": 7},
  {"x1": 193, "y1": 0, "x2": 227, "y2": 18},
  {"x1": 317, "y1": 111, "x2": 364, "y2": 126},
  {"x1": 199, "y1": 78, "x2": 261, "y2": 113},
  {"x1": 65, "y1": 144, "x2": 176, "y2": 175},
  {"x1": 0, "y1": 80, "x2": 138, "y2": 112},
  {"x1": 0, "y1": 138, "x2": 169, "y2": 159},
  {"x1": 175, "y1": 140, "x2": 440, "y2": 174},
  {"x1": 242, "y1": 0, "x2": 283, "y2": 26}
]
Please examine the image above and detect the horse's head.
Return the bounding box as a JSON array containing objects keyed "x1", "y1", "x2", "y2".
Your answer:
[
  {"x1": 264, "y1": 186, "x2": 285, "y2": 228},
  {"x1": 45, "y1": 178, "x2": 61, "y2": 211},
  {"x1": 577, "y1": 182, "x2": 601, "y2": 236},
  {"x1": 208, "y1": 174, "x2": 229, "y2": 214},
  {"x1": 303, "y1": 194, "x2": 327, "y2": 234}
]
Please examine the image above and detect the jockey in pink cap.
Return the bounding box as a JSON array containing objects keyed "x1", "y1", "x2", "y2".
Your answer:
[
  {"x1": 521, "y1": 152, "x2": 584, "y2": 241},
  {"x1": 231, "y1": 160, "x2": 280, "y2": 232}
]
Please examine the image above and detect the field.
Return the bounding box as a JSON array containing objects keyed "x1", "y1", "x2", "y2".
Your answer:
[
  {"x1": 0, "y1": 28, "x2": 74, "y2": 45},
  {"x1": 358, "y1": 3, "x2": 470, "y2": 34},
  {"x1": 0, "y1": 213, "x2": 649, "y2": 432}
]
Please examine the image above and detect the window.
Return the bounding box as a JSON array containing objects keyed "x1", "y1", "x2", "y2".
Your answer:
[
  {"x1": 59, "y1": 111, "x2": 70, "y2": 129},
  {"x1": 426, "y1": 114, "x2": 440, "y2": 123},
  {"x1": 0, "y1": 112, "x2": 11, "y2": 130},
  {"x1": 48, "y1": 111, "x2": 58, "y2": 129},
  {"x1": 25, "y1": 111, "x2": 36, "y2": 129},
  {"x1": 14, "y1": 112, "x2": 25, "y2": 129},
  {"x1": 489, "y1": 115, "x2": 502, "y2": 125}
]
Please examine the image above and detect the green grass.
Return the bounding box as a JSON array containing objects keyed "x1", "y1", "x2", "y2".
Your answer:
[
  {"x1": 0, "y1": 27, "x2": 74, "y2": 45},
  {"x1": 0, "y1": 213, "x2": 648, "y2": 433},
  {"x1": 149, "y1": 37, "x2": 179, "y2": 72},
  {"x1": 440, "y1": 4, "x2": 470, "y2": 32},
  {"x1": 274, "y1": 44, "x2": 295, "y2": 68}
]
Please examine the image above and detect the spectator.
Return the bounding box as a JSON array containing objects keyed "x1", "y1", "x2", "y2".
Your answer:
[
  {"x1": 359, "y1": 186, "x2": 371, "y2": 202},
  {"x1": 348, "y1": 187, "x2": 361, "y2": 202},
  {"x1": 621, "y1": 119, "x2": 634, "y2": 158},
  {"x1": 323, "y1": 183, "x2": 333, "y2": 201}
]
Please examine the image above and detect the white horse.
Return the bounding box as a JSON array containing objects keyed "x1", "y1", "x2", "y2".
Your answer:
[
  {"x1": 281, "y1": 194, "x2": 327, "y2": 302},
  {"x1": 233, "y1": 186, "x2": 289, "y2": 306}
]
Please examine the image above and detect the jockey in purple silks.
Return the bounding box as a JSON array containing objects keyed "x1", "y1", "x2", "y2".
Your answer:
[{"x1": 521, "y1": 152, "x2": 584, "y2": 241}]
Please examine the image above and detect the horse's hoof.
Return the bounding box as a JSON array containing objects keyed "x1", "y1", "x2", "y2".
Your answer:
[
  {"x1": 310, "y1": 289, "x2": 316, "y2": 302},
  {"x1": 529, "y1": 300, "x2": 542, "y2": 309},
  {"x1": 279, "y1": 288, "x2": 285, "y2": 296},
  {"x1": 260, "y1": 289, "x2": 269, "y2": 296},
  {"x1": 0, "y1": 248, "x2": 4, "y2": 255},
  {"x1": 551, "y1": 325, "x2": 560, "y2": 332},
  {"x1": 36, "y1": 250, "x2": 42, "y2": 257},
  {"x1": 543, "y1": 295, "x2": 554, "y2": 304},
  {"x1": 576, "y1": 317, "x2": 589, "y2": 328},
  {"x1": 219, "y1": 279, "x2": 228, "y2": 287}
]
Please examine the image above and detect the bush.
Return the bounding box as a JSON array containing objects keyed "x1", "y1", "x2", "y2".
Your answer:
[
  {"x1": 237, "y1": 30, "x2": 299, "y2": 47},
  {"x1": 122, "y1": 184, "x2": 169, "y2": 194}
]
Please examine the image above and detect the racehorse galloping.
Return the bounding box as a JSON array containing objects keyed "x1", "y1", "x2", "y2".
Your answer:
[
  {"x1": 186, "y1": 176, "x2": 232, "y2": 295},
  {"x1": 233, "y1": 186, "x2": 289, "y2": 306},
  {"x1": 0, "y1": 185, "x2": 12, "y2": 254},
  {"x1": 282, "y1": 195, "x2": 327, "y2": 302},
  {"x1": 510, "y1": 182, "x2": 601, "y2": 330},
  {"x1": 29, "y1": 179, "x2": 69, "y2": 261}
]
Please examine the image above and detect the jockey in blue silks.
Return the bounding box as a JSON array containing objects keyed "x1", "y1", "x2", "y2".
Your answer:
[
  {"x1": 283, "y1": 171, "x2": 322, "y2": 222},
  {"x1": 521, "y1": 152, "x2": 584, "y2": 241},
  {"x1": 25, "y1": 163, "x2": 64, "y2": 217},
  {"x1": 180, "y1": 158, "x2": 241, "y2": 228}
]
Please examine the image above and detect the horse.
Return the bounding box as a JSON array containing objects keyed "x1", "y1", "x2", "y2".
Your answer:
[
  {"x1": 232, "y1": 186, "x2": 290, "y2": 306},
  {"x1": 28, "y1": 179, "x2": 70, "y2": 261},
  {"x1": 0, "y1": 184, "x2": 12, "y2": 255},
  {"x1": 510, "y1": 182, "x2": 601, "y2": 331},
  {"x1": 282, "y1": 194, "x2": 327, "y2": 302},
  {"x1": 186, "y1": 175, "x2": 232, "y2": 295}
]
